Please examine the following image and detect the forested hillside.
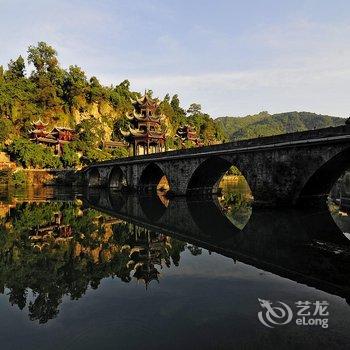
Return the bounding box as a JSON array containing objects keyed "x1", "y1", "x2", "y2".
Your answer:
[
  {"x1": 216, "y1": 111, "x2": 344, "y2": 141},
  {"x1": 0, "y1": 42, "x2": 223, "y2": 169}
]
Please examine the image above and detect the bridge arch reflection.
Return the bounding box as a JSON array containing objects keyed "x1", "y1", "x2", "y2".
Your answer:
[
  {"x1": 138, "y1": 162, "x2": 170, "y2": 194},
  {"x1": 84, "y1": 190, "x2": 350, "y2": 302}
]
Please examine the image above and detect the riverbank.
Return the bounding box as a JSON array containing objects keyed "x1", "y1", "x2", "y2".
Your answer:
[{"x1": 0, "y1": 168, "x2": 83, "y2": 188}]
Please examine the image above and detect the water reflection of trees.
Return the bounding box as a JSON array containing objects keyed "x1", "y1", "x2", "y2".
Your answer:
[
  {"x1": 0, "y1": 201, "x2": 189, "y2": 323},
  {"x1": 219, "y1": 180, "x2": 253, "y2": 230}
]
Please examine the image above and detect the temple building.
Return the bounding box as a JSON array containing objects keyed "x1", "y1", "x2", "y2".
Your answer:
[
  {"x1": 29, "y1": 120, "x2": 51, "y2": 141},
  {"x1": 120, "y1": 93, "x2": 166, "y2": 155},
  {"x1": 175, "y1": 124, "x2": 203, "y2": 148},
  {"x1": 29, "y1": 120, "x2": 76, "y2": 155}
]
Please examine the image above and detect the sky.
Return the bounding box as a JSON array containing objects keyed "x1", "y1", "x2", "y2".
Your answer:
[{"x1": 1, "y1": 0, "x2": 350, "y2": 118}]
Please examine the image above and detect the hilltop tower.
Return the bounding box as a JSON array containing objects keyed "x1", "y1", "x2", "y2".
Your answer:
[{"x1": 120, "y1": 92, "x2": 166, "y2": 156}]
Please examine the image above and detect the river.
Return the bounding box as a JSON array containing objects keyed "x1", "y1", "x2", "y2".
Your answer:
[{"x1": 0, "y1": 182, "x2": 349, "y2": 349}]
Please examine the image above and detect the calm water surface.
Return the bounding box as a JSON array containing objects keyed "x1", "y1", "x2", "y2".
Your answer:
[{"x1": 0, "y1": 182, "x2": 350, "y2": 349}]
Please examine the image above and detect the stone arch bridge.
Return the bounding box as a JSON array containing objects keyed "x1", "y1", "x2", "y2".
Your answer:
[{"x1": 83, "y1": 125, "x2": 350, "y2": 207}]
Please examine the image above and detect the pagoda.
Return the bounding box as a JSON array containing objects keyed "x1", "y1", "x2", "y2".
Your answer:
[
  {"x1": 29, "y1": 120, "x2": 76, "y2": 155},
  {"x1": 29, "y1": 120, "x2": 52, "y2": 142},
  {"x1": 175, "y1": 124, "x2": 203, "y2": 147},
  {"x1": 120, "y1": 92, "x2": 166, "y2": 155}
]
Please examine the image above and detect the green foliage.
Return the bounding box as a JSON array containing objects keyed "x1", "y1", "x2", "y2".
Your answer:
[
  {"x1": 170, "y1": 94, "x2": 186, "y2": 128},
  {"x1": 111, "y1": 147, "x2": 129, "y2": 158},
  {"x1": 84, "y1": 148, "x2": 113, "y2": 164},
  {"x1": 0, "y1": 118, "x2": 14, "y2": 143},
  {"x1": 187, "y1": 103, "x2": 226, "y2": 144},
  {"x1": 61, "y1": 144, "x2": 79, "y2": 168},
  {"x1": 76, "y1": 118, "x2": 105, "y2": 146},
  {"x1": 109, "y1": 80, "x2": 135, "y2": 112},
  {"x1": 0, "y1": 169, "x2": 11, "y2": 185},
  {"x1": 87, "y1": 76, "x2": 104, "y2": 103},
  {"x1": 113, "y1": 115, "x2": 131, "y2": 141},
  {"x1": 165, "y1": 138, "x2": 176, "y2": 150},
  {"x1": 10, "y1": 170, "x2": 27, "y2": 187},
  {"x1": 6, "y1": 56, "x2": 25, "y2": 79},
  {"x1": 27, "y1": 42, "x2": 59, "y2": 77},
  {"x1": 216, "y1": 111, "x2": 344, "y2": 141},
  {"x1": 7, "y1": 138, "x2": 61, "y2": 168},
  {"x1": 63, "y1": 65, "x2": 88, "y2": 107}
]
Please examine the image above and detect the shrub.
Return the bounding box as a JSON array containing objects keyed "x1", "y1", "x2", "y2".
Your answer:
[
  {"x1": 11, "y1": 170, "x2": 26, "y2": 187},
  {"x1": 83, "y1": 148, "x2": 112, "y2": 164},
  {"x1": 111, "y1": 147, "x2": 128, "y2": 158},
  {"x1": 61, "y1": 144, "x2": 79, "y2": 168},
  {"x1": 7, "y1": 137, "x2": 62, "y2": 169}
]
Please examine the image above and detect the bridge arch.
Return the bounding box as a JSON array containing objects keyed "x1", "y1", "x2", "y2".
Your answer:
[
  {"x1": 109, "y1": 165, "x2": 127, "y2": 190},
  {"x1": 298, "y1": 147, "x2": 350, "y2": 205},
  {"x1": 186, "y1": 156, "x2": 251, "y2": 196},
  {"x1": 139, "y1": 195, "x2": 168, "y2": 221},
  {"x1": 138, "y1": 162, "x2": 170, "y2": 194},
  {"x1": 87, "y1": 167, "x2": 101, "y2": 187}
]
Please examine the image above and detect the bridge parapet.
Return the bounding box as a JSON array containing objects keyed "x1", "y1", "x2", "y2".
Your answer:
[{"x1": 84, "y1": 124, "x2": 350, "y2": 168}]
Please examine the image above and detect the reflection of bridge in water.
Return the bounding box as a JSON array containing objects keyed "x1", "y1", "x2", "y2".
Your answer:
[{"x1": 84, "y1": 189, "x2": 350, "y2": 302}]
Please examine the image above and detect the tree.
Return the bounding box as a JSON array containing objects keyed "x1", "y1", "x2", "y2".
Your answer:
[
  {"x1": 6, "y1": 56, "x2": 25, "y2": 79},
  {"x1": 61, "y1": 144, "x2": 79, "y2": 168},
  {"x1": 163, "y1": 93, "x2": 170, "y2": 103},
  {"x1": 187, "y1": 103, "x2": 202, "y2": 116},
  {"x1": 0, "y1": 119, "x2": 14, "y2": 143},
  {"x1": 27, "y1": 42, "x2": 63, "y2": 109},
  {"x1": 63, "y1": 65, "x2": 88, "y2": 107},
  {"x1": 170, "y1": 94, "x2": 186, "y2": 128},
  {"x1": 109, "y1": 79, "x2": 134, "y2": 112},
  {"x1": 7, "y1": 138, "x2": 61, "y2": 168},
  {"x1": 27, "y1": 42, "x2": 59, "y2": 76},
  {"x1": 87, "y1": 76, "x2": 104, "y2": 103}
]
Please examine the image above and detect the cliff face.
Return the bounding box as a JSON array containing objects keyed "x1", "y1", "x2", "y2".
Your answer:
[{"x1": 71, "y1": 101, "x2": 121, "y2": 125}]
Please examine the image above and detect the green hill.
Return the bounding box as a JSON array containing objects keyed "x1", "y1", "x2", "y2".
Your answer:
[
  {"x1": 0, "y1": 42, "x2": 223, "y2": 169},
  {"x1": 216, "y1": 111, "x2": 345, "y2": 141}
]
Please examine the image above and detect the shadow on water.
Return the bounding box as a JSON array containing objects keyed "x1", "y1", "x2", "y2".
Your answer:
[{"x1": 1, "y1": 184, "x2": 350, "y2": 324}]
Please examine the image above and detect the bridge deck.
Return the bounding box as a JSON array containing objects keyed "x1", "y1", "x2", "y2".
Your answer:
[{"x1": 86, "y1": 124, "x2": 350, "y2": 168}]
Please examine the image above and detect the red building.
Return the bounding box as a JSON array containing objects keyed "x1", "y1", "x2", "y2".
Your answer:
[{"x1": 29, "y1": 120, "x2": 76, "y2": 155}]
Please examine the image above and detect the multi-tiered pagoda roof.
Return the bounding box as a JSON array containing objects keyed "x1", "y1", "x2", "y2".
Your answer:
[
  {"x1": 120, "y1": 92, "x2": 166, "y2": 155},
  {"x1": 29, "y1": 120, "x2": 76, "y2": 155}
]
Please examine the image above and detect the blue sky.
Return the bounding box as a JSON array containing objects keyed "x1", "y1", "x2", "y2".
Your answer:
[{"x1": 1, "y1": 0, "x2": 350, "y2": 117}]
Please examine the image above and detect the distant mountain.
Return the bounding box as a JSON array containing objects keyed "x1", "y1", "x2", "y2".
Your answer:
[{"x1": 216, "y1": 111, "x2": 345, "y2": 141}]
